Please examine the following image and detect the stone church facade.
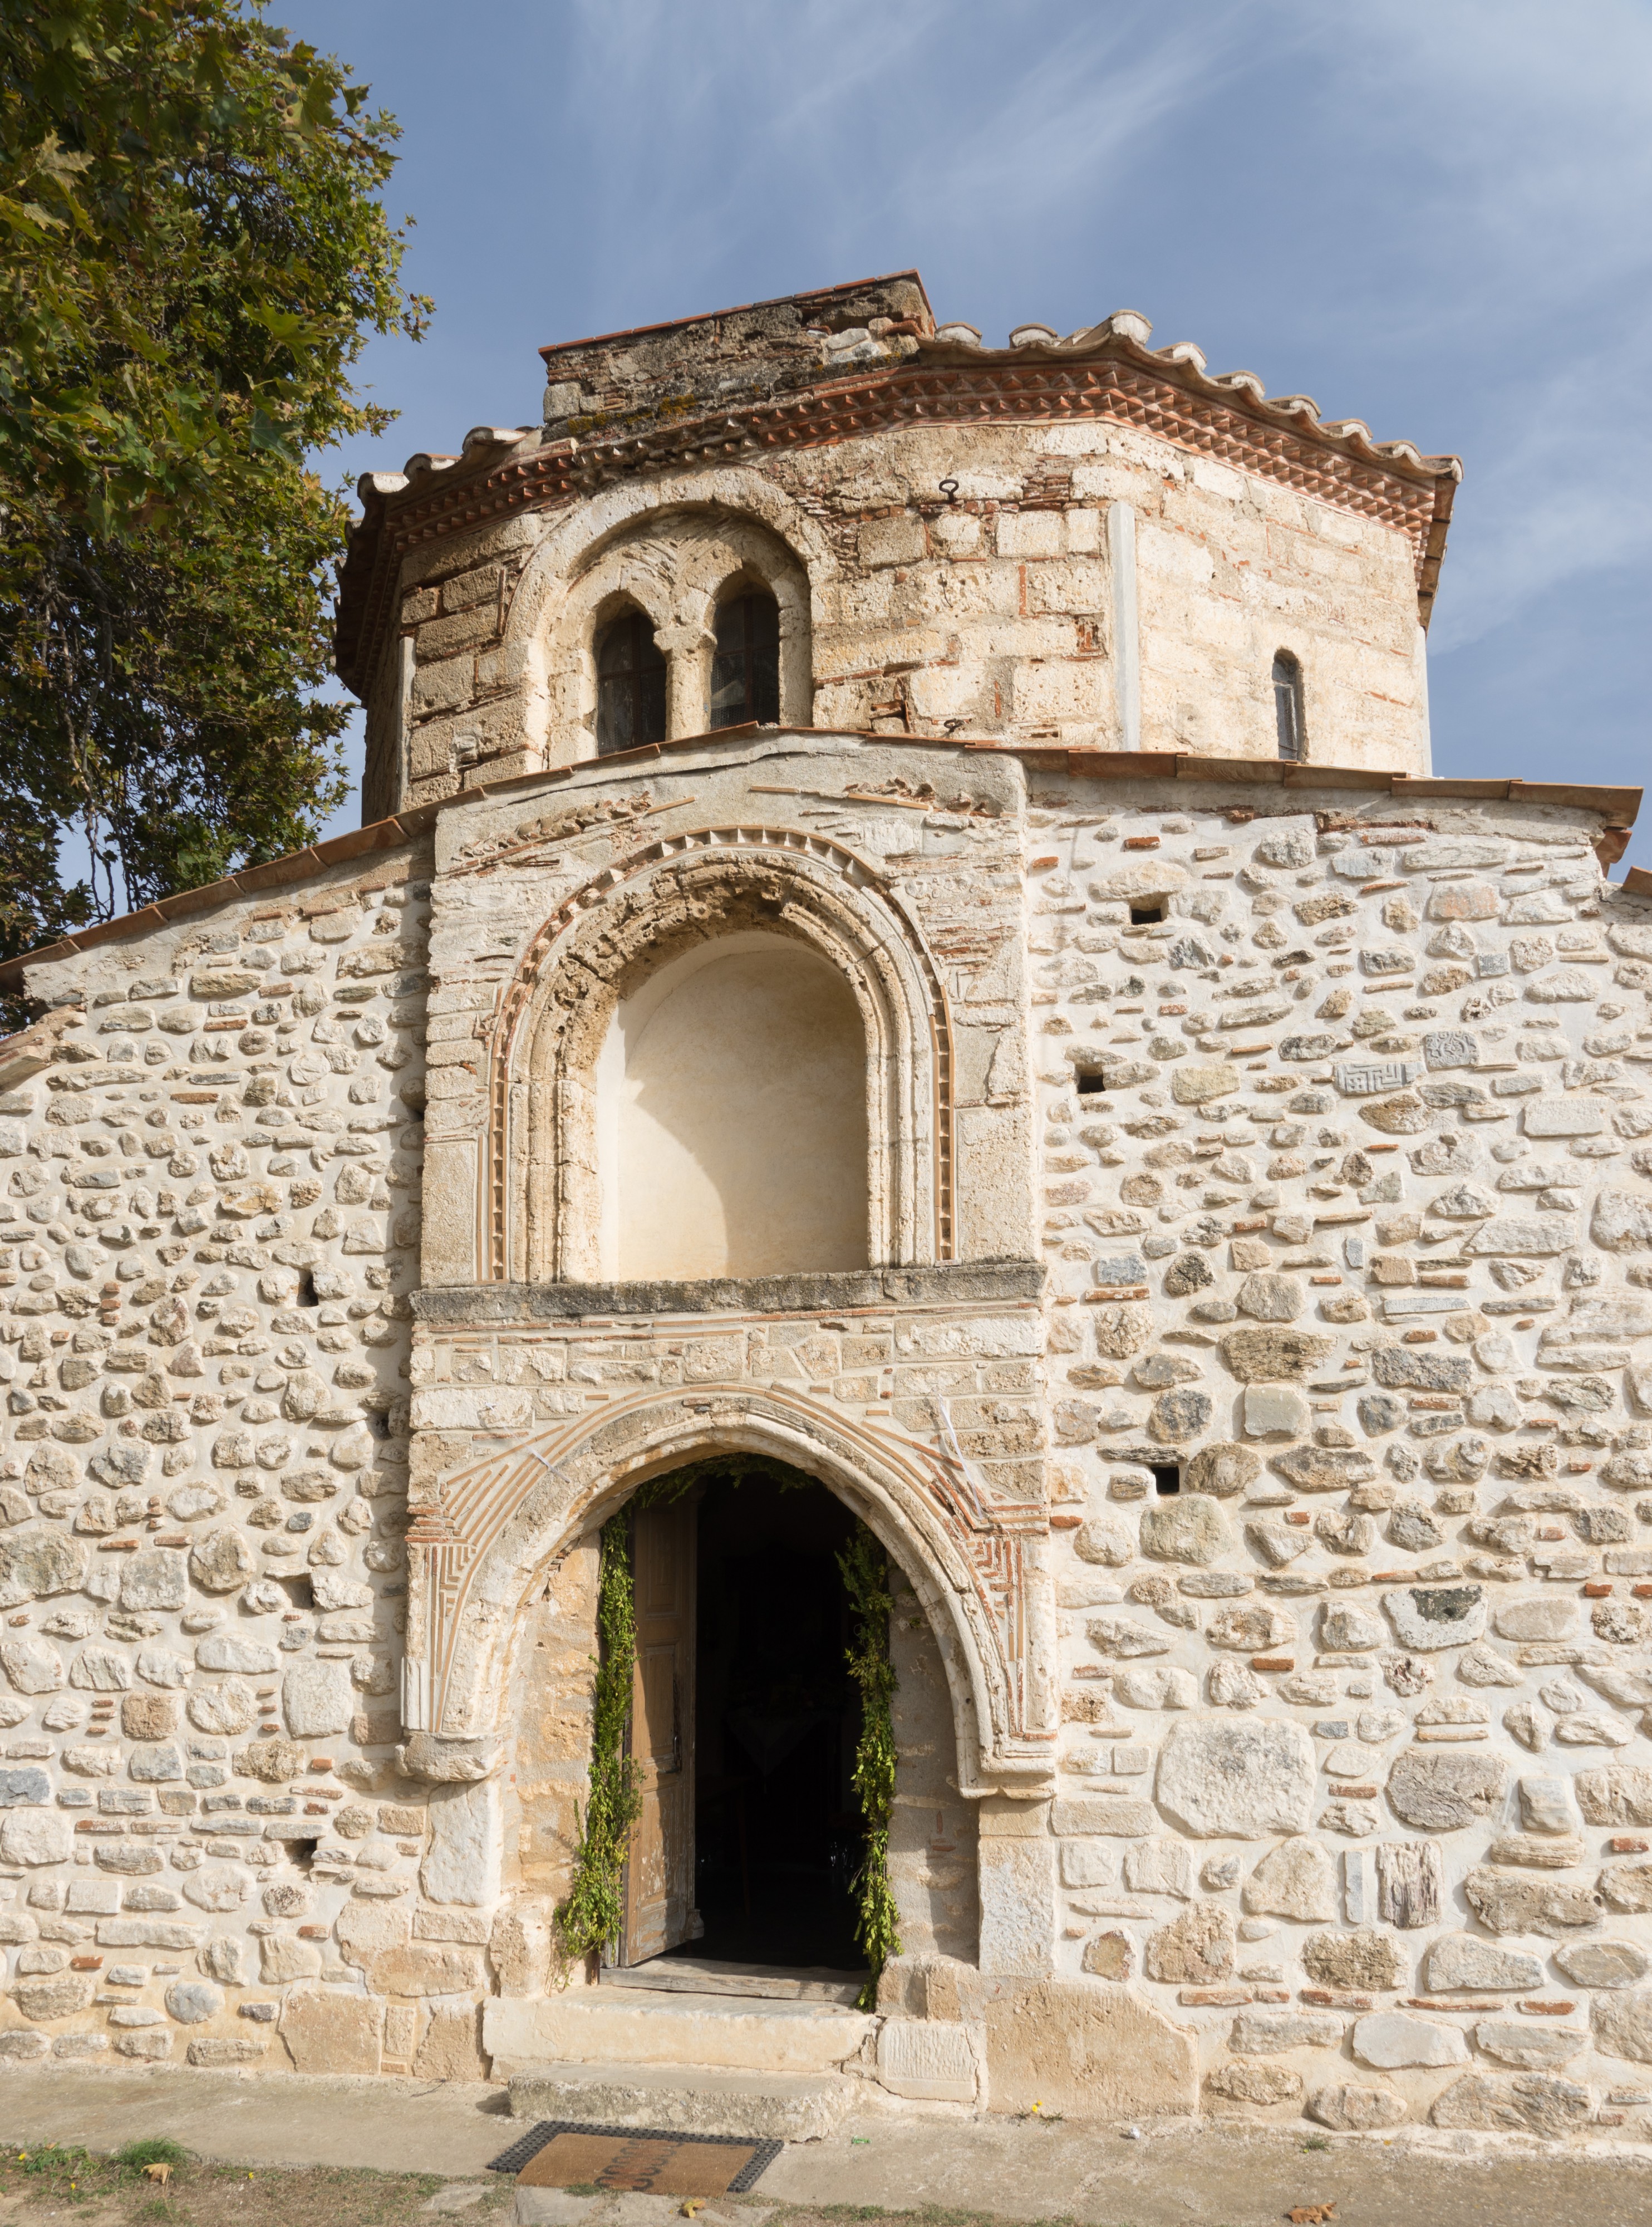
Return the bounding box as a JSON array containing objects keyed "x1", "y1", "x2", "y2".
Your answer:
[{"x1": 0, "y1": 270, "x2": 1649, "y2": 2138}]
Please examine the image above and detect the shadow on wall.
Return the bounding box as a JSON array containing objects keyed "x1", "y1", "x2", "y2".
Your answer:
[{"x1": 596, "y1": 929, "x2": 869, "y2": 1278}]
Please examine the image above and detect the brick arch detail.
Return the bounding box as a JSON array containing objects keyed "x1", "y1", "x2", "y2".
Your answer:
[{"x1": 400, "y1": 1386, "x2": 1055, "y2": 1797}]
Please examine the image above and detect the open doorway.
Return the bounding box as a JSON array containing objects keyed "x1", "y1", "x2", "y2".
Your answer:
[
  {"x1": 676, "y1": 1466, "x2": 863, "y2": 1974},
  {"x1": 610, "y1": 1460, "x2": 868, "y2": 1988}
]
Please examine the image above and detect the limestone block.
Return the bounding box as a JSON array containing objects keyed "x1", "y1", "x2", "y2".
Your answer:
[
  {"x1": 1181, "y1": 1444, "x2": 1258, "y2": 1497},
  {"x1": 1206, "y1": 1604, "x2": 1295, "y2": 1652},
  {"x1": 1600, "y1": 1863, "x2": 1652, "y2": 1913},
  {"x1": 0, "y1": 1529, "x2": 86, "y2": 1607},
  {"x1": 1307, "y1": 2082, "x2": 1407, "y2": 2131},
  {"x1": 1155, "y1": 1718, "x2": 1316, "y2": 1839},
  {"x1": 1429, "y1": 2072, "x2": 1593, "y2": 2136},
  {"x1": 1204, "y1": 2059, "x2": 1302, "y2": 2107},
  {"x1": 1242, "y1": 1386, "x2": 1309, "y2": 1439},
  {"x1": 1138, "y1": 1497, "x2": 1228, "y2": 1566},
  {"x1": 283, "y1": 1659, "x2": 352, "y2": 1737},
  {"x1": 182, "y1": 1866, "x2": 248, "y2": 1914},
  {"x1": 189, "y1": 1529, "x2": 255, "y2": 1593},
  {"x1": 981, "y1": 1978, "x2": 1196, "y2": 2119},
  {"x1": 1081, "y1": 1932, "x2": 1133, "y2": 1980},
  {"x1": 1230, "y1": 2009, "x2": 1343, "y2": 2054},
  {"x1": 490, "y1": 1904, "x2": 554, "y2": 1997},
  {"x1": 281, "y1": 1986, "x2": 384, "y2": 2076},
  {"x1": 367, "y1": 1941, "x2": 484, "y2": 1997},
  {"x1": 1122, "y1": 1839, "x2": 1191, "y2": 1897},
  {"x1": 1221, "y1": 1328, "x2": 1334, "y2": 1382},
  {"x1": 1353, "y1": 2012, "x2": 1467, "y2": 2069},
  {"x1": 1143, "y1": 1901, "x2": 1234, "y2": 1983},
  {"x1": 1423, "y1": 1934, "x2": 1542, "y2": 1992},
  {"x1": 188, "y1": 2037, "x2": 267, "y2": 2068},
  {"x1": 1555, "y1": 1939, "x2": 1648, "y2": 1989},
  {"x1": 1320, "y1": 1603, "x2": 1384, "y2": 1652},
  {"x1": 421, "y1": 1777, "x2": 498, "y2": 1907},
  {"x1": 164, "y1": 1980, "x2": 223, "y2": 2024},
  {"x1": 0, "y1": 1641, "x2": 63, "y2": 1694},
  {"x1": 411, "y1": 2001, "x2": 488, "y2": 2082},
  {"x1": 1382, "y1": 1584, "x2": 1486, "y2": 1651},
  {"x1": 1385, "y1": 1750, "x2": 1507, "y2": 1831},
  {"x1": 1302, "y1": 1928, "x2": 1405, "y2": 1991},
  {"x1": 1593, "y1": 1989, "x2": 1652, "y2": 2063},
  {"x1": 1474, "y1": 2019, "x2": 1585, "y2": 2069},
  {"x1": 1085, "y1": 1615, "x2": 1171, "y2": 1659},
  {"x1": 1242, "y1": 1839, "x2": 1336, "y2": 1921},
  {"x1": 876, "y1": 2018, "x2": 979, "y2": 2103},
  {"x1": 1462, "y1": 1868, "x2": 1601, "y2": 1936},
  {"x1": 0, "y1": 1812, "x2": 70, "y2": 1866},
  {"x1": 13, "y1": 1973, "x2": 96, "y2": 2025}
]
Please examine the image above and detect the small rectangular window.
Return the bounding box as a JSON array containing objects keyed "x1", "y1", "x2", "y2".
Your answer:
[
  {"x1": 1274, "y1": 652, "x2": 1305, "y2": 763},
  {"x1": 1151, "y1": 1464, "x2": 1181, "y2": 1496},
  {"x1": 1129, "y1": 901, "x2": 1164, "y2": 926},
  {"x1": 1075, "y1": 1071, "x2": 1108, "y2": 1097}
]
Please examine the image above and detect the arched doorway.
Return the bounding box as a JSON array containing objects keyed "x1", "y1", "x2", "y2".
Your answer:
[{"x1": 619, "y1": 1458, "x2": 867, "y2": 1979}]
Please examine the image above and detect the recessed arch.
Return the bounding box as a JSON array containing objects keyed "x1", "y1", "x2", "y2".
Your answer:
[
  {"x1": 488, "y1": 826, "x2": 955, "y2": 1283},
  {"x1": 399, "y1": 1386, "x2": 1056, "y2": 1798}
]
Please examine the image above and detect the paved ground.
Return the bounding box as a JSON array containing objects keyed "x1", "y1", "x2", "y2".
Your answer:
[{"x1": 0, "y1": 2069, "x2": 1649, "y2": 2227}]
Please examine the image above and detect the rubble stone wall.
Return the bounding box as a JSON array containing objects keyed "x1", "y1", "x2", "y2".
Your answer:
[
  {"x1": 6, "y1": 734, "x2": 1652, "y2": 2141},
  {"x1": 1020, "y1": 782, "x2": 1652, "y2": 2137},
  {"x1": 0, "y1": 842, "x2": 432, "y2": 2077}
]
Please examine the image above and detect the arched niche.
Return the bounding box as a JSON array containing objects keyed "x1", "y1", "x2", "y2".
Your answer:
[
  {"x1": 490, "y1": 830, "x2": 955, "y2": 1284},
  {"x1": 595, "y1": 930, "x2": 870, "y2": 1279}
]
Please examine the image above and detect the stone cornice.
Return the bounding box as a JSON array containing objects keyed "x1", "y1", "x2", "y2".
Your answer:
[{"x1": 333, "y1": 331, "x2": 1462, "y2": 698}]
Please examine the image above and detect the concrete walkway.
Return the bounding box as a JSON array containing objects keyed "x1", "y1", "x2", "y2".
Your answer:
[{"x1": 0, "y1": 2068, "x2": 1649, "y2": 2227}]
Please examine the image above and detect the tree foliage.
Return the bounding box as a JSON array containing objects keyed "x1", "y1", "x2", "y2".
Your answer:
[{"x1": 0, "y1": 0, "x2": 429, "y2": 956}]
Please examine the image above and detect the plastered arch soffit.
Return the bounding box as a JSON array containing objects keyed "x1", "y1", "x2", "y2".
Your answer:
[
  {"x1": 400, "y1": 1386, "x2": 1055, "y2": 1796},
  {"x1": 485, "y1": 825, "x2": 956, "y2": 1282}
]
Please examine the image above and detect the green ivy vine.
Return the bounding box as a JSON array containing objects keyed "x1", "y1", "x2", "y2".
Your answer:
[
  {"x1": 838, "y1": 1524, "x2": 902, "y2": 2009},
  {"x1": 552, "y1": 1511, "x2": 642, "y2": 1975}
]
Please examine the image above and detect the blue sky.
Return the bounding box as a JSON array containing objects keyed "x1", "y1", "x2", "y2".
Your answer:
[{"x1": 286, "y1": 0, "x2": 1651, "y2": 866}]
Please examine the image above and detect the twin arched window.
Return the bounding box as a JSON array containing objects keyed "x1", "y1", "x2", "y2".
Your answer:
[{"x1": 596, "y1": 586, "x2": 780, "y2": 757}]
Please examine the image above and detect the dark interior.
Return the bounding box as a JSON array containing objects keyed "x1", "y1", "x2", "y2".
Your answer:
[{"x1": 661, "y1": 1470, "x2": 866, "y2": 1975}]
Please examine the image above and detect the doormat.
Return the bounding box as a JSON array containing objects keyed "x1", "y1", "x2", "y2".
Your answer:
[{"x1": 488, "y1": 2121, "x2": 783, "y2": 2196}]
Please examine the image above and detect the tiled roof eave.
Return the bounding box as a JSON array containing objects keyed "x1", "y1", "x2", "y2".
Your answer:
[{"x1": 333, "y1": 337, "x2": 1462, "y2": 699}]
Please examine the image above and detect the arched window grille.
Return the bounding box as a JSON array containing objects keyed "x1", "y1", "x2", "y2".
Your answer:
[
  {"x1": 596, "y1": 607, "x2": 667, "y2": 755},
  {"x1": 1273, "y1": 651, "x2": 1305, "y2": 763},
  {"x1": 708, "y1": 590, "x2": 780, "y2": 731}
]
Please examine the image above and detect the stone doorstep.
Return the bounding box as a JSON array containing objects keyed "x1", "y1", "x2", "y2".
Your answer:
[
  {"x1": 505, "y1": 2059, "x2": 861, "y2": 2142},
  {"x1": 483, "y1": 1988, "x2": 873, "y2": 2080},
  {"x1": 599, "y1": 1957, "x2": 865, "y2": 2006}
]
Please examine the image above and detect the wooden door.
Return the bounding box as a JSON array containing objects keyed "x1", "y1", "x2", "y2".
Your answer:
[{"x1": 619, "y1": 1496, "x2": 696, "y2": 1965}]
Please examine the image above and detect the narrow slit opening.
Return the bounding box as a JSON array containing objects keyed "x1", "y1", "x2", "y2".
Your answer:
[{"x1": 1129, "y1": 902, "x2": 1165, "y2": 926}]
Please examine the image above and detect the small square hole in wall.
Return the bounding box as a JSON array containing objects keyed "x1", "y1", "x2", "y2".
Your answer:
[
  {"x1": 288, "y1": 1838, "x2": 319, "y2": 1874},
  {"x1": 1074, "y1": 1072, "x2": 1108, "y2": 1098},
  {"x1": 1129, "y1": 902, "x2": 1166, "y2": 926},
  {"x1": 1151, "y1": 1464, "x2": 1181, "y2": 1495}
]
